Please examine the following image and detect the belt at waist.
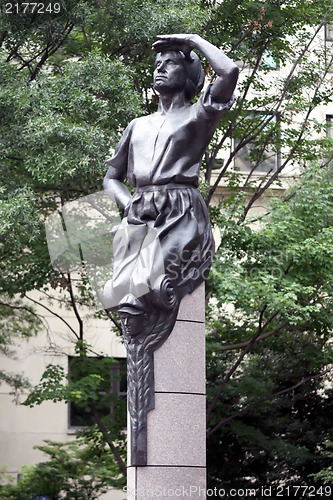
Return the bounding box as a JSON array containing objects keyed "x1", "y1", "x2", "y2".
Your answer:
[{"x1": 135, "y1": 183, "x2": 197, "y2": 193}]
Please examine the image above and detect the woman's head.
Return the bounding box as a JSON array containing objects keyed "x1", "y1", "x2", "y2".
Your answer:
[{"x1": 154, "y1": 50, "x2": 205, "y2": 101}]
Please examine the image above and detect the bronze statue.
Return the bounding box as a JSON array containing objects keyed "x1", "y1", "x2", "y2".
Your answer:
[{"x1": 103, "y1": 34, "x2": 238, "y2": 466}]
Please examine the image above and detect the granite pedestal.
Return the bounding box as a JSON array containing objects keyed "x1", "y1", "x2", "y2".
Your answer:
[{"x1": 127, "y1": 283, "x2": 206, "y2": 499}]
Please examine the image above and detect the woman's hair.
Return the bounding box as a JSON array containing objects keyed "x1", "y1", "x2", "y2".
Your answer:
[{"x1": 181, "y1": 51, "x2": 205, "y2": 101}]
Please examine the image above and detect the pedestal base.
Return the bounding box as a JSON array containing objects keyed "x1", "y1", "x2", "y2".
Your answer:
[
  {"x1": 127, "y1": 283, "x2": 206, "y2": 499},
  {"x1": 127, "y1": 467, "x2": 206, "y2": 499}
]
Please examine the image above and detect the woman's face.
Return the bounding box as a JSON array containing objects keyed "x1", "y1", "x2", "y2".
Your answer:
[
  {"x1": 120, "y1": 314, "x2": 142, "y2": 337},
  {"x1": 153, "y1": 51, "x2": 187, "y2": 94}
]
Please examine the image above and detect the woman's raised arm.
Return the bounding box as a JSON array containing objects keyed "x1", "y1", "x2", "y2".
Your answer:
[{"x1": 152, "y1": 34, "x2": 239, "y2": 104}]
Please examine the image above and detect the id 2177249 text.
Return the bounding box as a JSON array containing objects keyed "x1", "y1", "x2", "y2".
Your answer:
[{"x1": 3, "y1": 2, "x2": 61, "y2": 14}]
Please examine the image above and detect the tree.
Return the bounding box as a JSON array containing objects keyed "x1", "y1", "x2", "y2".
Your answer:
[
  {"x1": 311, "y1": 440, "x2": 333, "y2": 486},
  {"x1": 206, "y1": 164, "x2": 333, "y2": 492},
  {"x1": 0, "y1": 434, "x2": 125, "y2": 499},
  {"x1": 0, "y1": 0, "x2": 210, "y2": 484},
  {"x1": 1, "y1": 0, "x2": 333, "y2": 490}
]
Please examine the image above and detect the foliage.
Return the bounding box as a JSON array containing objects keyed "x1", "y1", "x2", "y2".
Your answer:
[
  {"x1": 203, "y1": 0, "x2": 333, "y2": 212},
  {"x1": 22, "y1": 340, "x2": 128, "y2": 476},
  {"x1": 311, "y1": 441, "x2": 333, "y2": 485},
  {"x1": 0, "y1": 435, "x2": 125, "y2": 499},
  {"x1": 0, "y1": 297, "x2": 40, "y2": 397},
  {"x1": 0, "y1": 0, "x2": 210, "y2": 484},
  {"x1": 23, "y1": 340, "x2": 126, "y2": 422},
  {"x1": 209, "y1": 165, "x2": 333, "y2": 335},
  {"x1": 206, "y1": 165, "x2": 333, "y2": 492}
]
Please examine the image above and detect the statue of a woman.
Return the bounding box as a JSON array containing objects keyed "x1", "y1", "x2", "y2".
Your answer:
[
  {"x1": 103, "y1": 34, "x2": 238, "y2": 465},
  {"x1": 103, "y1": 34, "x2": 238, "y2": 316}
]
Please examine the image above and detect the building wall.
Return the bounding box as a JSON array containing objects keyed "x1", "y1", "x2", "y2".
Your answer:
[{"x1": 0, "y1": 290, "x2": 126, "y2": 499}]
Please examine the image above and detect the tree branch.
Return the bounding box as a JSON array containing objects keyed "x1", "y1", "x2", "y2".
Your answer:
[
  {"x1": 207, "y1": 50, "x2": 265, "y2": 204},
  {"x1": 25, "y1": 293, "x2": 80, "y2": 341},
  {"x1": 206, "y1": 305, "x2": 270, "y2": 422},
  {"x1": 89, "y1": 401, "x2": 127, "y2": 475},
  {"x1": 220, "y1": 319, "x2": 290, "y2": 350},
  {"x1": 0, "y1": 300, "x2": 43, "y2": 326},
  {"x1": 30, "y1": 23, "x2": 74, "y2": 80},
  {"x1": 66, "y1": 273, "x2": 84, "y2": 341},
  {"x1": 208, "y1": 20, "x2": 327, "y2": 212},
  {"x1": 0, "y1": 31, "x2": 8, "y2": 49},
  {"x1": 246, "y1": 156, "x2": 333, "y2": 225},
  {"x1": 241, "y1": 51, "x2": 332, "y2": 222},
  {"x1": 5, "y1": 155, "x2": 25, "y2": 162},
  {"x1": 207, "y1": 367, "x2": 332, "y2": 438}
]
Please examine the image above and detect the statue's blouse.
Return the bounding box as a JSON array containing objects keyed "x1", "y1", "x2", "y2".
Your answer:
[{"x1": 106, "y1": 85, "x2": 234, "y2": 187}]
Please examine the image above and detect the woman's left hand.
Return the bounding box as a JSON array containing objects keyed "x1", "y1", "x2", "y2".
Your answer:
[{"x1": 152, "y1": 34, "x2": 198, "y2": 61}]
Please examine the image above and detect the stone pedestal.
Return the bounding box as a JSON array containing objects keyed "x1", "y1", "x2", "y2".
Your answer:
[{"x1": 127, "y1": 283, "x2": 206, "y2": 499}]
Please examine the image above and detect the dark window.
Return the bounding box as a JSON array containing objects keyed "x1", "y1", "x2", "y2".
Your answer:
[
  {"x1": 326, "y1": 115, "x2": 333, "y2": 138},
  {"x1": 68, "y1": 356, "x2": 127, "y2": 428},
  {"x1": 325, "y1": 24, "x2": 333, "y2": 42},
  {"x1": 325, "y1": 26, "x2": 333, "y2": 71}
]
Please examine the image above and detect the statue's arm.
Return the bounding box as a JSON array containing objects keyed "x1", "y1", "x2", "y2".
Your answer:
[
  {"x1": 103, "y1": 123, "x2": 133, "y2": 210},
  {"x1": 103, "y1": 172, "x2": 132, "y2": 209},
  {"x1": 153, "y1": 34, "x2": 239, "y2": 104},
  {"x1": 190, "y1": 35, "x2": 239, "y2": 103}
]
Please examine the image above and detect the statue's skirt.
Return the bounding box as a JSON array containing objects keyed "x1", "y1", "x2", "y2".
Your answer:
[{"x1": 104, "y1": 183, "x2": 214, "y2": 312}]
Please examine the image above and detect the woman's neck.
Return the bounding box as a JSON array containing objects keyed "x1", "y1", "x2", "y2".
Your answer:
[{"x1": 157, "y1": 92, "x2": 187, "y2": 114}]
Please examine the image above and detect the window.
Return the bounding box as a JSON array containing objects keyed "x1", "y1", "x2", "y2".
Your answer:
[
  {"x1": 325, "y1": 26, "x2": 333, "y2": 72},
  {"x1": 234, "y1": 112, "x2": 280, "y2": 173},
  {"x1": 325, "y1": 24, "x2": 333, "y2": 42},
  {"x1": 68, "y1": 356, "x2": 127, "y2": 428},
  {"x1": 262, "y1": 50, "x2": 279, "y2": 70},
  {"x1": 326, "y1": 115, "x2": 333, "y2": 138}
]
